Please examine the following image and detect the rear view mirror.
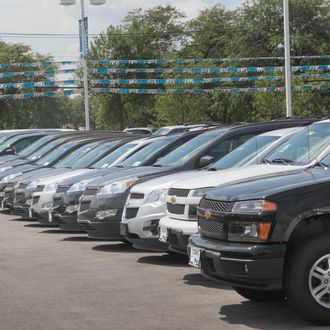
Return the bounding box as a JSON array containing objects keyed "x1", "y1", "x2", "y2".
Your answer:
[
  {"x1": 2, "y1": 147, "x2": 15, "y2": 155},
  {"x1": 198, "y1": 156, "x2": 215, "y2": 168}
]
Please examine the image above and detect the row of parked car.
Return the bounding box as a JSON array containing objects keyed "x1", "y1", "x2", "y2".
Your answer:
[{"x1": 0, "y1": 120, "x2": 330, "y2": 325}]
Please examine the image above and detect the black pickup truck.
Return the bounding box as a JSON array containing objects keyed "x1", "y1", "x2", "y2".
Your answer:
[{"x1": 188, "y1": 158, "x2": 330, "y2": 325}]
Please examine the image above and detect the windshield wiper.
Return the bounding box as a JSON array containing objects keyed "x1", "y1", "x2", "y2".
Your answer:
[
  {"x1": 261, "y1": 159, "x2": 272, "y2": 164},
  {"x1": 152, "y1": 164, "x2": 163, "y2": 167},
  {"x1": 310, "y1": 161, "x2": 328, "y2": 170},
  {"x1": 270, "y1": 158, "x2": 294, "y2": 165},
  {"x1": 207, "y1": 167, "x2": 218, "y2": 171}
]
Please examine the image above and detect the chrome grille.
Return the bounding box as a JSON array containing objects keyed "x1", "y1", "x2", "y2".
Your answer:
[
  {"x1": 168, "y1": 188, "x2": 190, "y2": 197},
  {"x1": 83, "y1": 187, "x2": 98, "y2": 196},
  {"x1": 18, "y1": 183, "x2": 27, "y2": 189},
  {"x1": 167, "y1": 203, "x2": 185, "y2": 215},
  {"x1": 199, "y1": 199, "x2": 230, "y2": 213},
  {"x1": 130, "y1": 193, "x2": 144, "y2": 200},
  {"x1": 56, "y1": 185, "x2": 69, "y2": 193},
  {"x1": 80, "y1": 201, "x2": 91, "y2": 212},
  {"x1": 35, "y1": 185, "x2": 45, "y2": 192},
  {"x1": 125, "y1": 208, "x2": 139, "y2": 219},
  {"x1": 198, "y1": 217, "x2": 226, "y2": 239},
  {"x1": 32, "y1": 196, "x2": 40, "y2": 205}
]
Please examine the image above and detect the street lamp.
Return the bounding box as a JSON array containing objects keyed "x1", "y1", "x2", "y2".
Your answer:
[
  {"x1": 60, "y1": 0, "x2": 106, "y2": 130},
  {"x1": 283, "y1": 0, "x2": 292, "y2": 118}
]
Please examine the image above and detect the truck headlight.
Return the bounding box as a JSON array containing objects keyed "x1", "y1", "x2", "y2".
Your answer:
[
  {"x1": 97, "y1": 178, "x2": 138, "y2": 196},
  {"x1": 67, "y1": 178, "x2": 98, "y2": 193},
  {"x1": 26, "y1": 180, "x2": 38, "y2": 191},
  {"x1": 44, "y1": 183, "x2": 58, "y2": 193},
  {"x1": 0, "y1": 173, "x2": 23, "y2": 183},
  {"x1": 228, "y1": 221, "x2": 272, "y2": 242},
  {"x1": 192, "y1": 187, "x2": 213, "y2": 197},
  {"x1": 145, "y1": 189, "x2": 168, "y2": 204},
  {"x1": 232, "y1": 200, "x2": 277, "y2": 215}
]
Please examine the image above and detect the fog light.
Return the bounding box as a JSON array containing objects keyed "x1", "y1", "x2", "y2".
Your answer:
[
  {"x1": 42, "y1": 202, "x2": 53, "y2": 210},
  {"x1": 96, "y1": 209, "x2": 117, "y2": 219},
  {"x1": 65, "y1": 204, "x2": 79, "y2": 213}
]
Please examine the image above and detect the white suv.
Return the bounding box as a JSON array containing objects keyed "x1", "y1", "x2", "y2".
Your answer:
[{"x1": 121, "y1": 127, "x2": 305, "y2": 251}]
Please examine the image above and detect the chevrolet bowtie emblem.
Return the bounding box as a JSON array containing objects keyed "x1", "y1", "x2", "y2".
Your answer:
[
  {"x1": 170, "y1": 196, "x2": 177, "y2": 205},
  {"x1": 204, "y1": 209, "x2": 212, "y2": 220}
]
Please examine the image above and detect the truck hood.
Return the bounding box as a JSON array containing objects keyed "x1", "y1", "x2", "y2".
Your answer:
[
  {"x1": 170, "y1": 164, "x2": 304, "y2": 190},
  {"x1": 205, "y1": 168, "x2": 330, "y2": 202}
]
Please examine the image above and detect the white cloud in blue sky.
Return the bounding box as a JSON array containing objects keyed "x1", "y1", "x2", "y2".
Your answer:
[{"x1": 0, "y1": 0, "x2": 245, "y2": 60}]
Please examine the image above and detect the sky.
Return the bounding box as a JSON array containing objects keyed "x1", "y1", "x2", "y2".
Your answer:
[{"x1": 0, "y1": 0, "x2": 244, "y2": 61}]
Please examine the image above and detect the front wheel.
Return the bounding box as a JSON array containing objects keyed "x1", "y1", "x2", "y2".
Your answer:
[
  {"x1": 233, "y1": 287, "x2": 284, "y2": 302},
  {"x1": 285, "y1": 233, "x2": 330, "y2": 325}
]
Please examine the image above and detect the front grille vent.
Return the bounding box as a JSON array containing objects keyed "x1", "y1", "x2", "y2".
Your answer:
[
  {"x1": 125, "y1": 208, "x2": 139, "y2": 219},
  {"x1": 35, "y1": 185, "x2": 45, "y2": 192},
  {"x1": 199, "y1": 199, "x2": 230, "y2": 213},
  {"x1": 167, "y1": 203, "x2": 185, "y2": 215},
  {"x1": 168, "y1": 188, "x2": 190, "y2": 197},
  {"x1": 56, "y1": 185, "x2": 70, "y2": 193},
  {"x1": 130, "y1": 193, "x2": 144, "y2": 200},
  {"x1": 83, "y1": 187, "x2": 98, "y2": 196}
]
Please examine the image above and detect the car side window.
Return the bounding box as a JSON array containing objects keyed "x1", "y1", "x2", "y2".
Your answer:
[
  {"x1": 13, "y1": 137, "x2": 40, "y2": 153},
  {"x1": 204, "y1": 133, "x2": 257, "y2": 161}
]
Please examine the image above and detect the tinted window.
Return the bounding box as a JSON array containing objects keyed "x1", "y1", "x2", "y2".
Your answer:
[
  {"x1": 54, "y1": 142, "x2": 99, "y2": 168},
  {"x1": 12, "y1": 136, "x2": 41, "y2": 153},
  {"x1": 27, "y1": 139, "x2": 65, "y2": 161},
  {"x1": 35, "y1": 141, "x2": 76, "y2": 166},
  {"x1": 212, "y1": 135, "x2": 278, "y2": 170},
  {"x1": 155, "y1": 131, "x2": 219, "y2": 167},
  {"x1": 18, "y1": 135, "x2": 56, "y2": 157},
  {"x1": 92, "y1": 142, "x2": 138, "y2": 168},
  {"x1": 266, "y1": 123, "x2": 330, "y2": 165},
  {"x1": 72, "y1": 141, "x2": 118, "y2": 169},
  {"x1": 154, "y1": 128, "x2": 170, "y2": 136},
  {"x1": 120, "y1": 137, "x2": 175, "y2": 166}
]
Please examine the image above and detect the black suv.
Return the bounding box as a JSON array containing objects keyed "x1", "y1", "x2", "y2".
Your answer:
[{"x1": 189, "y1": 152, "x2": 330, "y2": 325}]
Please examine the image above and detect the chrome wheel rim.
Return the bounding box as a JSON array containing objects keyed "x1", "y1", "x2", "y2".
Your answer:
[{"x1": 309, "y1": 253, "x2": 330, "y2": 309}]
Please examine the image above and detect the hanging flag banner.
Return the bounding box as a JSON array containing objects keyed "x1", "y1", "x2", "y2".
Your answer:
[
  {"x1": 93, "y1": 84, "x2": 330, "y2": 95},
  {"x1": 91, "y1": 73, "x2": 330, "y2": 86},
  {"x1": 0, "y1": 80, "x2": 77, "y2": 90},
  {"x1": 95, "y1": 65, "x2": 330, "y2": 75},
  {"x1": 79, "y1": 17, "x2": 89, "y2": 59},
  {"x1": 1, "y1": 54, "x2": 330, "y2": 69},
  {"x1": 0, "y1": 89, "x2": 78, "y2": 99},
  {"x1": 0, "y1": 68, "x2": 76, "y2": 78}
]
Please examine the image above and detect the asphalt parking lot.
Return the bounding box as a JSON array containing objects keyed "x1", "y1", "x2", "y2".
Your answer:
[{"x1": 0, "y1": 214, "x2": 324, "y2": 330}]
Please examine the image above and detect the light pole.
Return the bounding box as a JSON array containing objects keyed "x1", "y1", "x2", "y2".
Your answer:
[
  {"x1": 60, "y1": 0, "x2": 106, "y2": 130},
  {"x1": 283, "y1": 0, "x2": 292, "y2": 118}
]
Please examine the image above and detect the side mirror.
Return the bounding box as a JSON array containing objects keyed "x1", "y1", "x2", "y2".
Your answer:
[
  {"x1": 198, "y1": 155, "x2": 215, "y2": 168},
  {"x1": 3, "y1": 147, "x2": 15, "y2": 155}
]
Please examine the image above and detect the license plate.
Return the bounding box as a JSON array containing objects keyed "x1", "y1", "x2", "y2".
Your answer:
[
  {"x1": 189, "y1": 246, "x2": 202, "y2": 268},
  {"x1": 159, "y1": 227, "x2": 168, "y2": 243},
  {"x1": 120, "y1": 223, "x2": 127, "y2": 236},
  {"x1": 48, "y1": 211, "x2": 53, "y2": 223},
  {"x1": 28, "y1": 208, "x2": 33, "y2": 218}
]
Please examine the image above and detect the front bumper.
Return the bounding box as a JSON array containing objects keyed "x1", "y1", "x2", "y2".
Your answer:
[
  {"x1": 188, "y1": 234, "x2": 286, "y2": 291},
  {"x1": 159, "y1": 216, "x2": 197, "y2": 255},
  {"x1": 54, "y1": 213, "x2": 82, "y2": 232},
  {"x1": 77, "y1": 193, "x2": 127, "y2": 240}
]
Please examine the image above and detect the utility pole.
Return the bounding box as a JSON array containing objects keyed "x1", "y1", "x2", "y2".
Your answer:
[{"x1": 283, "y1": 0, "x2": 292, "y2": 118}]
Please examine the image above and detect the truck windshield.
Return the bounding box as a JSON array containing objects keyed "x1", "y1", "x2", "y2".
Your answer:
[
  {"x1": 265, "y1": 123, "x2": 330, "y2": 166},
  {"x1": 120, "y1": 137, "x2": 176, "y2": 166},
  {"x1": 154, "y1": 131, "x2": 219, "y2": 167},
  {"x1": 211, "y1": 135, "x2": 278, "y2": 170}
]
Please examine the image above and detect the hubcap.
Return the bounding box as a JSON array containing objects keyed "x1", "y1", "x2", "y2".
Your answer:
[{"x1": 309, "y1": 254, "x2": 330, "y2": 309}]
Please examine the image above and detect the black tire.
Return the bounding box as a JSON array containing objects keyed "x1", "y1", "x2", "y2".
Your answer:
[
  {"x1": 285, "y1": 233, "x2": 330, "y2": 325},
  {"x1": 233, "y1": 287, "x2": 284, "y2": 302}
]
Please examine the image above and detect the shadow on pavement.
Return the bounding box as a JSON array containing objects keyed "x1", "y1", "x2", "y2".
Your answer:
[
  {"x1": 137, "y1": 253, "x2": 190, "y2": 268},
  {"x1": 183, "y1": 273, "x2": 232, "y2": 290},
  {"x1": 24, "y1": 223, "x2": 57, "y2": 228},
  {"x1": 39, "y1": 229, "x2": 80, "y2": 234},
  {"x1": 9, "y1": 217, "x2": 37, "y2": 222},
  {"x1": 61, "y1": 236, "x2": 97, "y2": 242},
  {"x1": 219, "y1": 300, "x2": 318, "y2": 330},
  {"x1": 92, "y1": 242, "x2": 140, "y2": 253}
]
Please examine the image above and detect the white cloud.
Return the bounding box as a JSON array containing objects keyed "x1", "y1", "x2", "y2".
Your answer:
[{"x1": 0, "y1": 0, "x2": 244, "y2": 60}]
